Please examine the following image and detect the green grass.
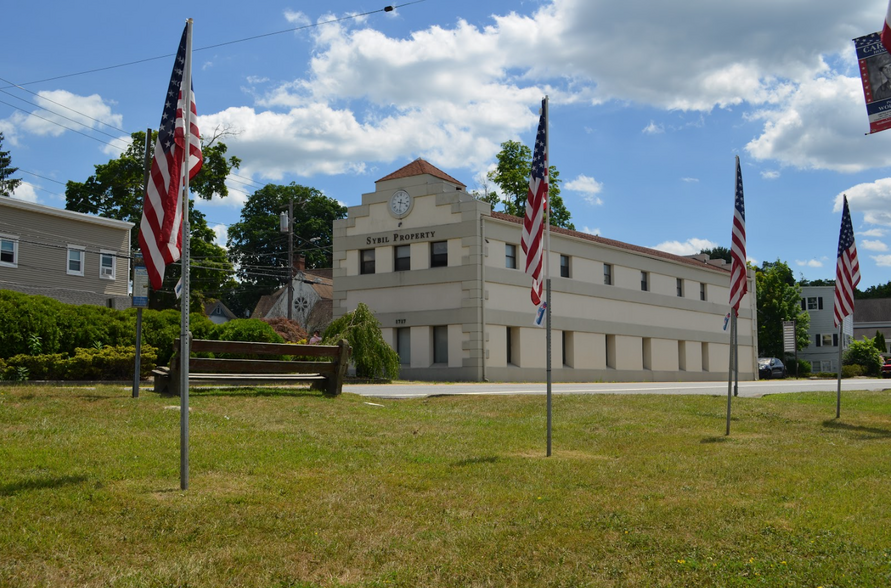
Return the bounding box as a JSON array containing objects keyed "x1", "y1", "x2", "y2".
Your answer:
[{"x1": 1, "y1": 385, "x2": 890, "y2": 587}]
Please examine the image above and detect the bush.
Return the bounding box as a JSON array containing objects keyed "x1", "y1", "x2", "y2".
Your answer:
[
  {"x1": 0, "y1": 291, "x2": 64, "y2": 358},
  {"x1": 1, "y1": 346, "x2": 158, "y2": 381},
  {"x1": 324, "y1": 302, "x2": 399, "y2": 380},
  {"x1": 791, "y1": 358, "x2": 811, "y2": 377},
  {"x1": 262, "y1": 317, "x2": 308, "y2": 343},
  {"x1": 214, "y1": 319, "x2": 285, "y2": 344},
  {"x1": 841, "y1": 364, "x2": 864, "y2": 378},
  {"x1": 843, "y1": 337, "x2": 883, "y2": 377}
]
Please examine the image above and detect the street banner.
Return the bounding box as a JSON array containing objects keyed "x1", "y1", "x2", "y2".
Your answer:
[{"x1": 854, "y1": 32, "x2": 891, "y2": 134}]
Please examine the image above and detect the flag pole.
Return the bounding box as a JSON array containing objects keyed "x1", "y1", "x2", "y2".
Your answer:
[
  {"x1": 544, "y1": 95, "x2": 552, "y2": 458},
  {"x1": 836, "y1": 321, "x2": 843, "y2": 418},
  {"x1": 726, "y1": 311, "x2": 734, "y2": 435},
  {"x1": 179, "y1": 18, "x2": 194, "y2": 491}
]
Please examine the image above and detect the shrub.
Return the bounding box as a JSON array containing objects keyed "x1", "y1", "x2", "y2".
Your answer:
[
  {"x1": 1, "y1": 346, "x2": 157, "y2": 381},
  {"x1": 324, "y1": 302, "x2": 399, "y2": 380},
  {"x1": 841, "y1": 364, "x2": 864, "y2": 378},
  {"x1": 843, "y1": 337, "x2": 883, "y2": 377},
  {"x1": 0, "y1": 290, "x2": 64, "y2": 358},
  {"x1": 262, "y1": 317, "x2": 308, "y2": 343},
  {"x1": 214, "y1": 319, "x2": 285, "y2": 344},
  {"x1": 791, "y1": 358, "x2": 811, "y2": 377}
]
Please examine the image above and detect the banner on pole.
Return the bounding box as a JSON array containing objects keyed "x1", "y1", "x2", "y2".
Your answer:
[
  {"x1": 782, "y1": 320, "x2": 796, "y2": 353},
  {"x1": 533, "y1": 301, "x2": 547, "y2": 328},
  {"x1": 854, "y1": 32, "x2": 891, "y2": 134}
]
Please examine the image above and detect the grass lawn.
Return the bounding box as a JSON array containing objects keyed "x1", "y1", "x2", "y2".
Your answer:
[{"x1": 1, "y1": 384, "x2": 890, "y2": 587}]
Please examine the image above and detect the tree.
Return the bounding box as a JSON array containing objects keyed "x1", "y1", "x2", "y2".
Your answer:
[
  {"x1": 482, "y1": 140, "x2": 574, "y2": 230},
  {"x1": 65, "y1": 131, "x2": 241, "y2": 309},
  {"x1": 874, "y1": 331, "x2": 887, "y2": 356},
  {"x1": 323, "y1": 302, "x2": 399, "y2": 380},
  {"x1": 698, "y1": 246, "x2": 731, "y2": 264},
  {"x1": 225, "y1": 183, "x2": 347, "y2": 317},
  {"x1": 755, "y1": 260, "x2": 810, "y2": 358},
  {"x1": 0, "y1": 132, "x2": 22, "y2": 197},
  {"x1": 856, "y1": 280, "x2": 891, "y2": 299},
  {"x1": 799, "y1": 278, "x2": 836, "y2": 287}
]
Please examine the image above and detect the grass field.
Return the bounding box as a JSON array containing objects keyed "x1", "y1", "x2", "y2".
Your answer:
[{"x1": 1, "y1": 384, "x2": 890, "y2": 588}]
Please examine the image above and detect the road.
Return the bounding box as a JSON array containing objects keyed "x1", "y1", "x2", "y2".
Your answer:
[{"x1": 344, "y1": 378, "x2": 891, "y2": 399}]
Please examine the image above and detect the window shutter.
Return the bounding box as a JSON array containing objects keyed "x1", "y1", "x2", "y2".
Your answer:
[
  {"x1": 815, "y1": 335, "x2": 821, "y2": 347},
  {"x1": 818, "y1": 297, "x2": 823, "y2": 310},
  {"x1": 833, "y1": 333, "x2": 838, "y2": 347},
  {"x1": 801, "y1": 299, "x2": 806, "y2": 310}
]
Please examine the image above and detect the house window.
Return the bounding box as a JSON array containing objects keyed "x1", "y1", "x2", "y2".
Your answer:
[
  {"x1": 700, "y1": 282, "x2": 707, "y2": 301},
  {"x1": 804, "y1": 296, "x2": 823, "y2": 311},
  {"x1": 641, "y1": 271, "x2": 649, "y2": 292},
  {"x1": 433, "y1": 325, "x2": 448, "y2": 364},
  {"x1": 430, "y1": 241, "x2": 448, "y2": 268},
  {"x1": 818, "y1": 334, "x2": 838, "y2": 347},
  {"x1": 396, "y1": 327, "x2": 411, "y2": 365},
  {"x1": 67, "y1": 246, "x2": 85, "y2": 276},
  {"x1": 603, "y1": 263, "x2": 612, "y2": 285},
  {"x1": 0, "y1": 236, "x2": 18, "y2": 267},
  {"x1": 100, "y1": 251, "x2": 116, "y2": 280},
  {"x1": 360, "y1": 249, "x2": 375, "y2": 275},
  {"x1": 560, "y1": 255, "x2": 570, "y2": 278},
  {"x1": 394, "y1": 245, "x2": 411, "y2": 272},
  {"x1": 505, "y1": 244, "x2": 517, "y2": 269}
]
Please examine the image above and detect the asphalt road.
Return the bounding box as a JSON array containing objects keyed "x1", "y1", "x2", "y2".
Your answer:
[{"x1": 344, "y1": 378, "x2": 891, "y2": 399}]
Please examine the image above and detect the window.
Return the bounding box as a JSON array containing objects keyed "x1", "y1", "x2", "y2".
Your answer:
[
  {"x1": 433, "y1": 325, "x2": 448, "y2": 364},
  {"x1": 396, "y1": 327, "x2": 411, "y2": 365},
  {"x1": 360, "y1": 249, "x2": 375, "y2": 274},
  {"x1": 394, "y1": 245, "x2": 411, "y2": 272},
  {"x1": 817, "y1": 334, "x2": 838, "y2": 348},
  {"x1": 0, "y1": 236, "x2": 17, "y2": 267},
  {"x1": 603, "y1": 263, "x2": 612, "y2": 285},
  {"x1": 430, "y1": 241, "x2": 448, "y2": 268},
  {"x1": 804, "y1": 296, "x2": 823, "y2": 311},
  {"x1": 677, "y1": 278, "x2": 684, "y2": 297},
  {"x1": 100, "y1": 251, "x2": 115, "y2": 280},
  {"x1": 506, "y1": 326, "x2": 514, "y2": 365},
  {"x1": 560, "y1": 255, "x2": 570, "y2": 278},
  {"x1": 700, "y1": 282, "x2": 707, "y2": 301},
  {"x1": 640, "y1": 271, "x2": 649, "y2": 292},
  {"x1": 67, "y1": 246, "x2": 84, "y2": 276},
  {"x1": 505, "y1": 244, "x2": 517, "y2": 269}
]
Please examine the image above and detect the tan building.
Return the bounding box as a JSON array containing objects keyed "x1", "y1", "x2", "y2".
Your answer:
[
  {"x1": 333, "y1": 159, "x2": 758, "y2": 382},
  {"x1": 0, "y1": 197, "x2": 132, "y2": 309}
]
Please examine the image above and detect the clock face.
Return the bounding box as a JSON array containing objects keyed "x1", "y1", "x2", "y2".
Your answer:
[{"x1": 390, "y1": 190, "x2": 412, "y2": 217}]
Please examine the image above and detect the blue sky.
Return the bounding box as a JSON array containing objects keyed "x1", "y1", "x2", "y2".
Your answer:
[{"x1": 3, "y1": 0, "x2": 891, "y2": 289}]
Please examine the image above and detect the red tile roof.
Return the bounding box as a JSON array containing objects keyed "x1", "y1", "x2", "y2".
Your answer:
[{"x1": 376, "y1": 158, "x2": 466, "y2": 188}]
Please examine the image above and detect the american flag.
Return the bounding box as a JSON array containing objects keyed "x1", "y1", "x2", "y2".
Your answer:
[
  {"x1": 833, "y1": 195, "x2": 860, "y2": 328},
  {"x1": 521, "y1": 98, "x2": 548, "y2": 306},
  {"x1": 729, "y1": 156, "x2": 747, "y2": 315},
  {"x1": 138, "y1": 23, "x2": 203, "y2": 290},
  {"x1": 882, "y1": 1, "x2": 891, "y2": 54}
]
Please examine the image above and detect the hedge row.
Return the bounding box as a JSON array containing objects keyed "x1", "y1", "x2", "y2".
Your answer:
[
  {"x1": 0, "y1": 290, "x2": 284, "y2": 366},
  {"x1": 0, "y1": 345, "x2": 158, "y2": 381}
]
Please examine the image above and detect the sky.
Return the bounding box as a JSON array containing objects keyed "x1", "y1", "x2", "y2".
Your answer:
[{"x1": 2, "y1": 0, "x2": 891, "y2": 290}]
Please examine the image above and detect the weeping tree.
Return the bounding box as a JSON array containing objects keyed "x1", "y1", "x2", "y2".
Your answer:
[{"x1": 323, "y1": 302, "x2": 399, "y2": 380}]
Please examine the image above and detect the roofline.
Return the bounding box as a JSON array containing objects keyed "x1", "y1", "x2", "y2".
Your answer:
[{"x1": 0, "y1": 197, "x2": 135, "y2": 230}]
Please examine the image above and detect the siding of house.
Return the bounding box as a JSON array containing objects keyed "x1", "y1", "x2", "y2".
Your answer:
[{"x1": 0, "y1": 198, "x2": 132, "y2": 308}]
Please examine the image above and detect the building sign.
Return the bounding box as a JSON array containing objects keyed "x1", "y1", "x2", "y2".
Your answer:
[
  {"x1": 854, "y1": 32, "x2": 891, "y2": 135},
  {"x1": 782, "y1": 320, "x2": 796, "y2": 353},
  {"x1": 366, "y1": 230, "x2": 436, "y2": 245},
  {"x1": 133, "y1": 265, "x2": 149, "y2": 308}
]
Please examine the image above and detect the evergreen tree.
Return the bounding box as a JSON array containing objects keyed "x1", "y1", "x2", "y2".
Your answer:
[{"x1": 0, "y1": 132, "x2": 22, "y2": 197}]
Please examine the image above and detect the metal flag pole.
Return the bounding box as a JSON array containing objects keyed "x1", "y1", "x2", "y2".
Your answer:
[
  {"x1": 543, "y1": 96, "x2": 552, "y2": 458},
  {"x1": 836, "y1": 321, "x2": 844, "y2": 419},
  {"x1": 180, "y1": 18, "x2": 194, "y2": 491},
  {"x1": 734, "y1": 312, "x2": 739, "y2": 397},
  {"x1": 726, "y1": 311, "x2": 734, "y2": 435}
]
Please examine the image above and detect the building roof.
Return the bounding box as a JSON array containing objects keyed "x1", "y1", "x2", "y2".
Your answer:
[
  {"x1": 376, "y1": 158, "x2": 466, "y2": 188},
  {"x1": 853, "y1": 298, "x2": 891, "y2": 323},
  {"x1": 489, "y1": 211, "x2": 732, "y2": 275}
]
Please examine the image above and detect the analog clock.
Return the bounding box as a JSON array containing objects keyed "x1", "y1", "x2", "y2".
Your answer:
[{"x1": 389, "y1": 190, "x2": 412, "y2": 218}]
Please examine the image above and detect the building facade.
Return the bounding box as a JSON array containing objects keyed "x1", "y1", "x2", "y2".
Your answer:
[
  {"x1": 0, "y1": 197, "x2": 132, "y2": 309},
  {"x1": 332, "y1": 159, "x2": 758, "y2": 382},
  {"x1": 852, "y1": 298, "x2": 891, "y2": 356},
  {"x1": 798, "y1": 286, "x2": 850, "y2": 373}
]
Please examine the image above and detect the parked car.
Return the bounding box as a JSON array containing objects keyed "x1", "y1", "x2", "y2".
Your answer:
[
  {"x1": 758, "y1": 357, "x2": 786, "y2": 379},
  {"x1": 882, "y1": 358, "x2": 891, "y2": 379}
]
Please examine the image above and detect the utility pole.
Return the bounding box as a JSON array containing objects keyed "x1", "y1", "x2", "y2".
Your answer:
[{"x1": 280, "y1": 198, "x2": 294, "y2": 320}]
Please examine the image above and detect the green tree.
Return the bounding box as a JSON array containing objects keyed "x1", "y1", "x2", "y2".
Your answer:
[
  {"x1": 874, "y1": 331, "x2": 887, "y2": 356},
  {"x1": 755, "y1": 260, "x2": 810, "y2": 358},
  {"x1": 799, "y1": 278, "x2": 836, "y2": 287},
  {"x1": 482, "y1": 140, "x2": 574, "y2": 230},
  {"x1": 225, "y1": 183, "x2": 347, "y2": 317},
  {"x1": 699, "y1": 246, "x2": 731, "y2": 264},
  {"x1": 843, "y1": 336, "x2": 883, "y2": 376},
  {"x1": 856, "y1": 280, "x2": 891, "y2": 299},
  {"x1": 323, "y1": 302, "x2": 399, "y2": 380},
  {"x1": 0, "y1": 132, "x2": 22, "y2": 197},
  {"x1": 65, "y1": 131, "x2": 240, "y2": 309}
]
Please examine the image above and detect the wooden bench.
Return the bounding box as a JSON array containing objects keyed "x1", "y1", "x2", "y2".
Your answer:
[{"x1": 152, "y1": 338, "x2": 351, "y2": 397}]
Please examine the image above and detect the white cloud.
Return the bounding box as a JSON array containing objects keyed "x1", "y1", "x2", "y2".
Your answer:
[
  {"x1": 582, "y1": 226, "x2": 601, "y2": 236},
  {"x1": 872, "y1": 254, "x2": 891, "y2": 267},
  {"x1": 211, "y1": 224, "x2": 228, "y2": 249},
  {"x1": 10, "y1": 182, "x2": 39, "y2": 203},
  {"x1": 652, "y1": 237, "x2": 718, "y2": 256},
  {"x1": 795, "y1": 259, "x2": 825, "y2": 268},
  {"x1": 681, "y1": 177, "x2": 699, "y2": 183},
  {"x1": 761, "y1": 170, "x2": 780, "y2": 180},
  {"x1": 861, "y1": 228, "x2": 886, "y2": 237},
  {"x1": 835, "y1": 179, "x2": 891, "y2": 227},
  {"x1": 862, "y1": 239, "x2": 888, "y2": 252},
  {"x1": 642, "y1": 121, "x2": 664, "y2": 134},
  {"x1": 19, "y1": 90, "x2": 124, "y2": 140},
  {"x1": 565, "y1": 174, "x2": 603, "y2": 205}
]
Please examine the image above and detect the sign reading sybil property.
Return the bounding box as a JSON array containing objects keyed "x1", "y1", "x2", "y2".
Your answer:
[{"x1": 365, "y1": 230, "x2": 437, "y2": 246}]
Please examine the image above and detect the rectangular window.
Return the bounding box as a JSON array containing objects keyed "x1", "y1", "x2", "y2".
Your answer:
[
  {"x1": 701, "y1": 342, "x2": 710, "y2": 371},
  {"x1": 394, "y1": 245, "x2": 411, "y2": 272},
  {"x1": 430, "y1": 241, "x2": 448, "y2": 268},
  {"x1": 396, "y1": 327, "x2": 411, "y2": 365},
  {"x1": 606, "y1": 334, "x2": 616, "y2": 368},
  {"x1": 677, "y1": 278, "x2": 684, "y2": 297},
  {"x1": 360, "y1": 249, "x2": 375, "y2": 275},
  {"x1": 100, "y1": 251, "x2": 115, "y2": 280},
  {"x1": 560, "y1": 255, "x2": 570, "y2": 278},
  {"x1": 67, "y1": 246, "x2": 84, "y2": 276},
  {"x1": 700, "y1": 282, "x2": 707, "y2": 301},
  {"x1": 0, "y1": 236, "x2": 18, "y2": 267},
  {"x1": 505, "y1": 244, "x2": 517, "y2": 269},
  {"x1": 433, "y1": 325, "x2": 448, "y2": 364},
  {"x1": 603, "y1": 263, "x2": 612, "y2": 285},
  {"x1": 641, "y1": 271, "x2": 649, "y2": 292},
  {"x1": 506, "y1": 326, "x2": 513, "y2": 365},
  {"x1": 807, "y1": 297, "x2": 820, "y2": 310}
]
